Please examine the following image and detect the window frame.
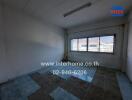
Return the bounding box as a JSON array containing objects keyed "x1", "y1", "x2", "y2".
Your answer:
[
  {"x1": 70, "y1": 34, "x2": 116, "y2": 54},
  {"x1": 88, "y1": 36, "x2": 100, "y2": 52},
  {"x1": 99, "y1": 35, "x2": 115, "y2": 54},
  {"x1": 78, "y1": 38, "x2": 88, "y2": 51},
  {"x1": 70, "y1": 37, "x2": 88, "y2": 52},
  {"x1": 71, "y1": 39, "x2": 78, "y2": 51}
]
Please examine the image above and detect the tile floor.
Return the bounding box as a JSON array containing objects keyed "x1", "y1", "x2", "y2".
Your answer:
[
  {"x1": 0, "y1": 67, "x2": 124, "y2": 100},
  {"x1": 0, "y1": 75, "x2": 40, "y2": 100},
  {"x1": 28, "y1": 67, "x2": 123, "y2": 100},
  {"x1": 117, "y1": 73, "x2": 132, "y2": 100}
]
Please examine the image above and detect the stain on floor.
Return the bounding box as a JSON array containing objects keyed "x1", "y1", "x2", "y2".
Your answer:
[{"x1": 28, "y1": 67, "x2": 122, "y2": 100}]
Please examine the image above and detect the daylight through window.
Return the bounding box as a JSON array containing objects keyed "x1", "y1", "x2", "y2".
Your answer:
[{"x1": 71, "y1": 35, "x2": 115, "y2": 53}]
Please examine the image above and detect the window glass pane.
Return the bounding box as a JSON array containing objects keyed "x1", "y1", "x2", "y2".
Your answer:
[
  {"x1": 100, "y1": 36, "x2": 114, "y2": 53},
  {"x1": 88, "y1": 37, "x2": 99, "y2": 52},
  {"x1": 78, "y1": 38, "x2": 87, "y2": 51},
  {"x1": 71, "y1": 39, "x2": 78, "y2": 51}
]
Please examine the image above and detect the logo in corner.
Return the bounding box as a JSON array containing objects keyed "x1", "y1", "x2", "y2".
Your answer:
[{"x1": 111, "y1": 6, "x2": 125, "y2": 16}]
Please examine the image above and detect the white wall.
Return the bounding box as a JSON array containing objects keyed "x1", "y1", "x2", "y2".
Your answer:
[
  {"x1": 127, "y1": 11, "x2": 132, "y2": 82},
  {"x1": 67, "y1": 18, "x2": 126, "y2": 69},
  {"x1": 0, "y1": 5, "x2": 64, "y2": 83},
  {"x1": 0, "y1": 4, "x2": 8, "y2": 84}
]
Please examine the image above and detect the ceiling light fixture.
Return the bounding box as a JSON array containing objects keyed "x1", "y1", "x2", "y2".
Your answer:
[{"x1": 63, "y1": 2, "x2": 92, "y2": 17}]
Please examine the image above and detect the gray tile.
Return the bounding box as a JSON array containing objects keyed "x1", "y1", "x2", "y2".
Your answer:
[
  {"x1": 117, "y1": 73, "x2": 132, "y2": 100},
  {"x1": 0, "y1": 75, "x2": 40, "y2": 100},
  {"x1": 56, "y1": 74, "x2": 71, "y2": 80},
  {"x1": 50, "y1": 87, "x2": 80, "y2": 100},
  {"x1": 14, "y1": 75, "x2": 40, "y2": 96},
  {"x1": 72, "y1": 68, "x2": 96, "y2": 82}
]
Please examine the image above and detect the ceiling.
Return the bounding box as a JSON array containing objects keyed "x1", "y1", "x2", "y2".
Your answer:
[{"x1": 1, "y1": 0, "x2": 132, "y2": 28}]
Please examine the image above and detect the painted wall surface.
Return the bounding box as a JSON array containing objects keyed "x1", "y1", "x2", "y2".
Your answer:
[
  {"x1": 127, "y1": 11, "x2": 132, "y2": 82},
  {"x1": 67, "y1": 19, "x2": 125, "y2": 69},
  {"x1": 0, "y1": 5, "x2": 8, "y2": 83},
  {"x1": 0, "y1": 5, "x2": 64, "y2": 83}
]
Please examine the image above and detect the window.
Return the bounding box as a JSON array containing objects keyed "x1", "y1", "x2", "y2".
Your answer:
[
  {"x1": 71, "y1": 35, "x2": 115, "y2": 53},
  {"x1": 100, "y1": 36, "x2": 114, "y2": 53},
  {"x1": 78, "y1": 38, "x2": 87, "y2": 51},
  {"x1": 88, "y1": 37, "x2": 99, "y2": 52},
  {"x1": 71, "y1": 38, "x2": 87, "y2": 51},
  {"x1": 71, "y1": 39, "x2": 78, "y2": 51}
]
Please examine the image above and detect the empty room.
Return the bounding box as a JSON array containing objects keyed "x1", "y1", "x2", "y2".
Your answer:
[{"x1": 0, "y1": 0, "x2": 132, "y2": 100}]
